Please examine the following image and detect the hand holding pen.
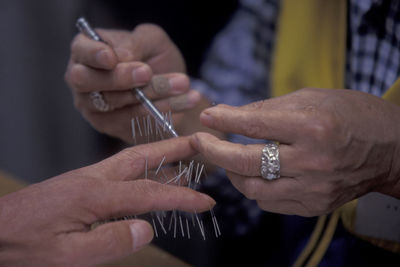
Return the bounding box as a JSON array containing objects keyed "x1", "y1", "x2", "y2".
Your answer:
[{"x1": 65, "y1": 18, "x2": 202, "y2": 143}]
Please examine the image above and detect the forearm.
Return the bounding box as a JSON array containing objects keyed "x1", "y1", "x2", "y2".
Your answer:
[
  {"x1": 379, "y1": 142, "x2": 400, "y2": 198},
  {"x1": 372, "y1": 99, "x2": 400, "y2": 199}
]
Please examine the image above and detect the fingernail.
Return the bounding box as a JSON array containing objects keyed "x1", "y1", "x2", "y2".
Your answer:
[
  {"x1": 130, "y1": 221, "x2": 152, "y2": 251},
  {"x1": 200, "y1": 110, "x2": 214, "y2": 126},
  {"x1": 186, "y1": 90, "x2": 201, "y2": 106},
  {"x1": 168, "y1": 76, "x2": 187, "y2": 94},
  {"x1": 170, "y1": 91, "x2": 201, "y2": 111},
  {"x1": 200, "y1": 193, "x2": 216, "y2": 206},
  {"x1": 96, "y1": 50, "x2": 112, "y2": 67},
  {"x1": 151, "y1": 76, "x2": 170, "y2": 95},
  {"x1": 132, "y1": 65, "x2": 151, "y2": 84}
]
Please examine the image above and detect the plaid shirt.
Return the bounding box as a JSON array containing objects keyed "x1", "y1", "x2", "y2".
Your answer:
[{"x1": 193, "y1": 0, "x2": 400, "y2": 236}]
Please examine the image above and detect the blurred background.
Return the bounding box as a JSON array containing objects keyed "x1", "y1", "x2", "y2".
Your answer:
[{"x1": 0, "y1": 0, "x2": 237, "y2": 183}]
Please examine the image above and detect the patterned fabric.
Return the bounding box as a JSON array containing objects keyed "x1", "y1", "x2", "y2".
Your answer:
[
  {"x1": 193, "y1": 0, "x2": 400, "y2": 236},
  {"x1": 192, "y1": 0, "x2": 280, "y2": 236},
  {"x1": 347, "y1": 0, "x2": 400, "y2": 96}
]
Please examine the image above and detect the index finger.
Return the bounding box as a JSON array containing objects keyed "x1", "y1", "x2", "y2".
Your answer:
[
  {"x1": 71, "y1": 33, "x2": 117, "y2": 69},
  {"x1": 87, "y1": 136, "x2": 197, "y2": 181},
  {"x1": 199, "y1": 102, "x2": 302, "y2": 144},
  {"x1": 91, "y1": 179, "x2": 216, "y2": 219},
  {"x1": 191, "y1": 132, "x2": 293, "y2": 177}
]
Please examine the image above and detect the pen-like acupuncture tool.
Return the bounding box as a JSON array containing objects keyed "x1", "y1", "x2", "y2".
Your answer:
[{"x1": 76, "y1": 17, "x2": 178, "y2": 138}]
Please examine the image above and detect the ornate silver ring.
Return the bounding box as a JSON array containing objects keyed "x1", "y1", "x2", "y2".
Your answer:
[
  {"x1": 90, "y1": 91, "x2": 110, "y2": 112},
  {"x1": 260, "y1": 143, "x2": 280, "y2": 180}
]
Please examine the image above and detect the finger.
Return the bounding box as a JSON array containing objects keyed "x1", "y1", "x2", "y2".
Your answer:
[
  {"x1": 70, "y1": 33, "x2": 117, "y2": 70},
  {"x1": 81, "y1": 104, "x2": 142, "y2": 143},
  {"x1": 91, "y1": 179, "x2": 216, "y2": 218},
  {"x1": 82, "y1": 100, "x2": 180, "y2": 143},
  {"x1": 72, "y1": 73, "x2": 193, "y2": 112},
  {"x1": 191, "y1": 132, "x2": 295, "y2": 177},
  {"x1": 134, "y1": 88, "x2": 201, "y2": 113},
  {"x1": 68, "y1": 62, "x2": 152, "y2": 93},
  {"x1": 109, "y1": 24, "x2": 184, "y2": 73},
  {"x1": 199, "y1": 103, "x2": 301, "y2": 143},
  {"x1": 145, "y1": 73, "x2": 190, "y2": 98},
  {"x1": 90, "y1": 136, "x2": 197, "y2": 181},
  {"x1": 77, "y1": 28, "x2": 168, "y2": 64},
  {"x1": 169, "y1": 90, "x2": 202, "y2": 112},
  {"x1": 147, "y1": 163, "x2": 196, "y2": 186},
  {"x1": 145, "y1": 165, "x2": 186, "y2": 184},
  {"x1": 226, "y1": 171, "x2": 296, "y2": 201},
  {"x1": 69, "y1": 219, "x2": 153, "y2": 266},
  {"x1": 74, "y1": 90, "x2": 135, "y2": 112},
  {"x1": 132, "y1": 73, "x2": 193, "y2": 104}
]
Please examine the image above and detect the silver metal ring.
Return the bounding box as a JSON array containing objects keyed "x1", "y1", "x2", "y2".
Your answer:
[
  {"x1": 260, "y1": 143, "x2": 280, "y2": 180},
  {"x1": 90, "y1": 91, "x2": 110, "y2": 112}
]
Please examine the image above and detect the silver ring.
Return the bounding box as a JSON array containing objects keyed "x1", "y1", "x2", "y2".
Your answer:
[
  {"x1": 260, "y1": 143, "x2": 280, "y2": 180},
  {"x1": 90, "y1": 91, "x2": 110, "y2": 112}
]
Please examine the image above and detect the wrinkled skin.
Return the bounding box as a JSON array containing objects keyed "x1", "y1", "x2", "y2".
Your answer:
[
  {"x1": 191, "y1": 88, "x2": 400, "y2": 216},
  {"x1": 0, "y1": 137, "x2": 215, "y2": 266},
  {"x1": 65, "y1": 25, "x2": 202, "y2": 143}
]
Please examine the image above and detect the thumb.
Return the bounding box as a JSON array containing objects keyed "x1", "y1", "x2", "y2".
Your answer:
[
  {"x1": 104, "y1": 24, "x2": 171, "y2": 63},
  {"x1": 73, "y1": 219, "x2": 153, "y2": 265}
]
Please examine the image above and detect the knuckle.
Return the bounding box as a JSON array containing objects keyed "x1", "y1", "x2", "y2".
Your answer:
[
  {"x1": 116, "y1": 148, "x2": 144, "y2": 175},
  {"x1": 68, "y1": 64, "x2": 86, "y2": 90},
  {"x1": 70, "y1": 34, "x2": 80, "y2": 53},
  {"x1": 242, "y1": 179, "x2": 259, "y2": 200},
  {"x1": 305, "y1": 116, "x2": 335, "y2": 141},
  {"x1": 65, "y1": 176, "x2": 98, "y2": 204},
  {"x1": 298, "y1": 87, "x2": 318, "y2": 94},
  {"x1": 134, "y1": 23, "x2": 166, "y2": 38},
  {"x1": 241, "y1": 121, "x2": 264, "y2": 139},
  {"x1": 235, "y1": 146, "x2": 255, "y2": 175},
  {"x1": 305, "y1": 155, "x2": 337, "y2": 173},
  {"x1": 113, "y1": 64, "x2": 133, "y2": 89}
]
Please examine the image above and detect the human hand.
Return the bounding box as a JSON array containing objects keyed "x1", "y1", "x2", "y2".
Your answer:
[
  {"x1": 65, "y1": 25, "x2": 202, "y2": 143},
  {"x1": 191, "y1": 88, "x2": 400, "y2": 216},
  {"x1": 0, "y1": 137, "x2": 214, "y2": 266}
]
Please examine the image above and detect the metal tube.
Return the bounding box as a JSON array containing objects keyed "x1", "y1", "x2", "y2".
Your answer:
[{"x1": 76, "y1": 17, "x2": 178, "y2": 138}]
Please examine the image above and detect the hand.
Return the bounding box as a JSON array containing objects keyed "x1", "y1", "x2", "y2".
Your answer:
[
  {"x1": 191, "y1": 88, "x2": 400, "y2": 216},
  {"x1": 65, "y1": 25, "x2": 202, "y2": 143},
  {"x1": 0, "y1": 137, "x2": 214, "y2": 266}
]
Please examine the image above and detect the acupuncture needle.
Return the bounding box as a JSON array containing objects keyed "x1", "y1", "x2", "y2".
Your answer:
[{"x1": 76, "y1": 17, "x2": 178, "y2": 137}]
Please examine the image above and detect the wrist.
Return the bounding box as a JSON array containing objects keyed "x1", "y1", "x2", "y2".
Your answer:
[
  {"x1": 378, "y1": 102, "x2": 400, "y2": 198},
  {"x1": 384, "y1": 146, "x2": 400, "y2": 198}
]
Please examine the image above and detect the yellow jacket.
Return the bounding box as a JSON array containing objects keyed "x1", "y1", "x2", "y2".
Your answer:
[{"x1": 272, "y1": 0, "x2": 400, "y2": 265}]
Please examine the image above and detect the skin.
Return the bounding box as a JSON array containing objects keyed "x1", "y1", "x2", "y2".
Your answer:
[
  {"x1": 190, "y1": 88, "x2": 400, "y2": 216},
  {"x1": 64, "y1": 25, "x2": 209, "y2": 144},
  {"x1": 0, "y1": 137, "x2": 215, "y2": 266},
  {"x1": 65, "y1": 26, "x2": 400, "y2": 217}
]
